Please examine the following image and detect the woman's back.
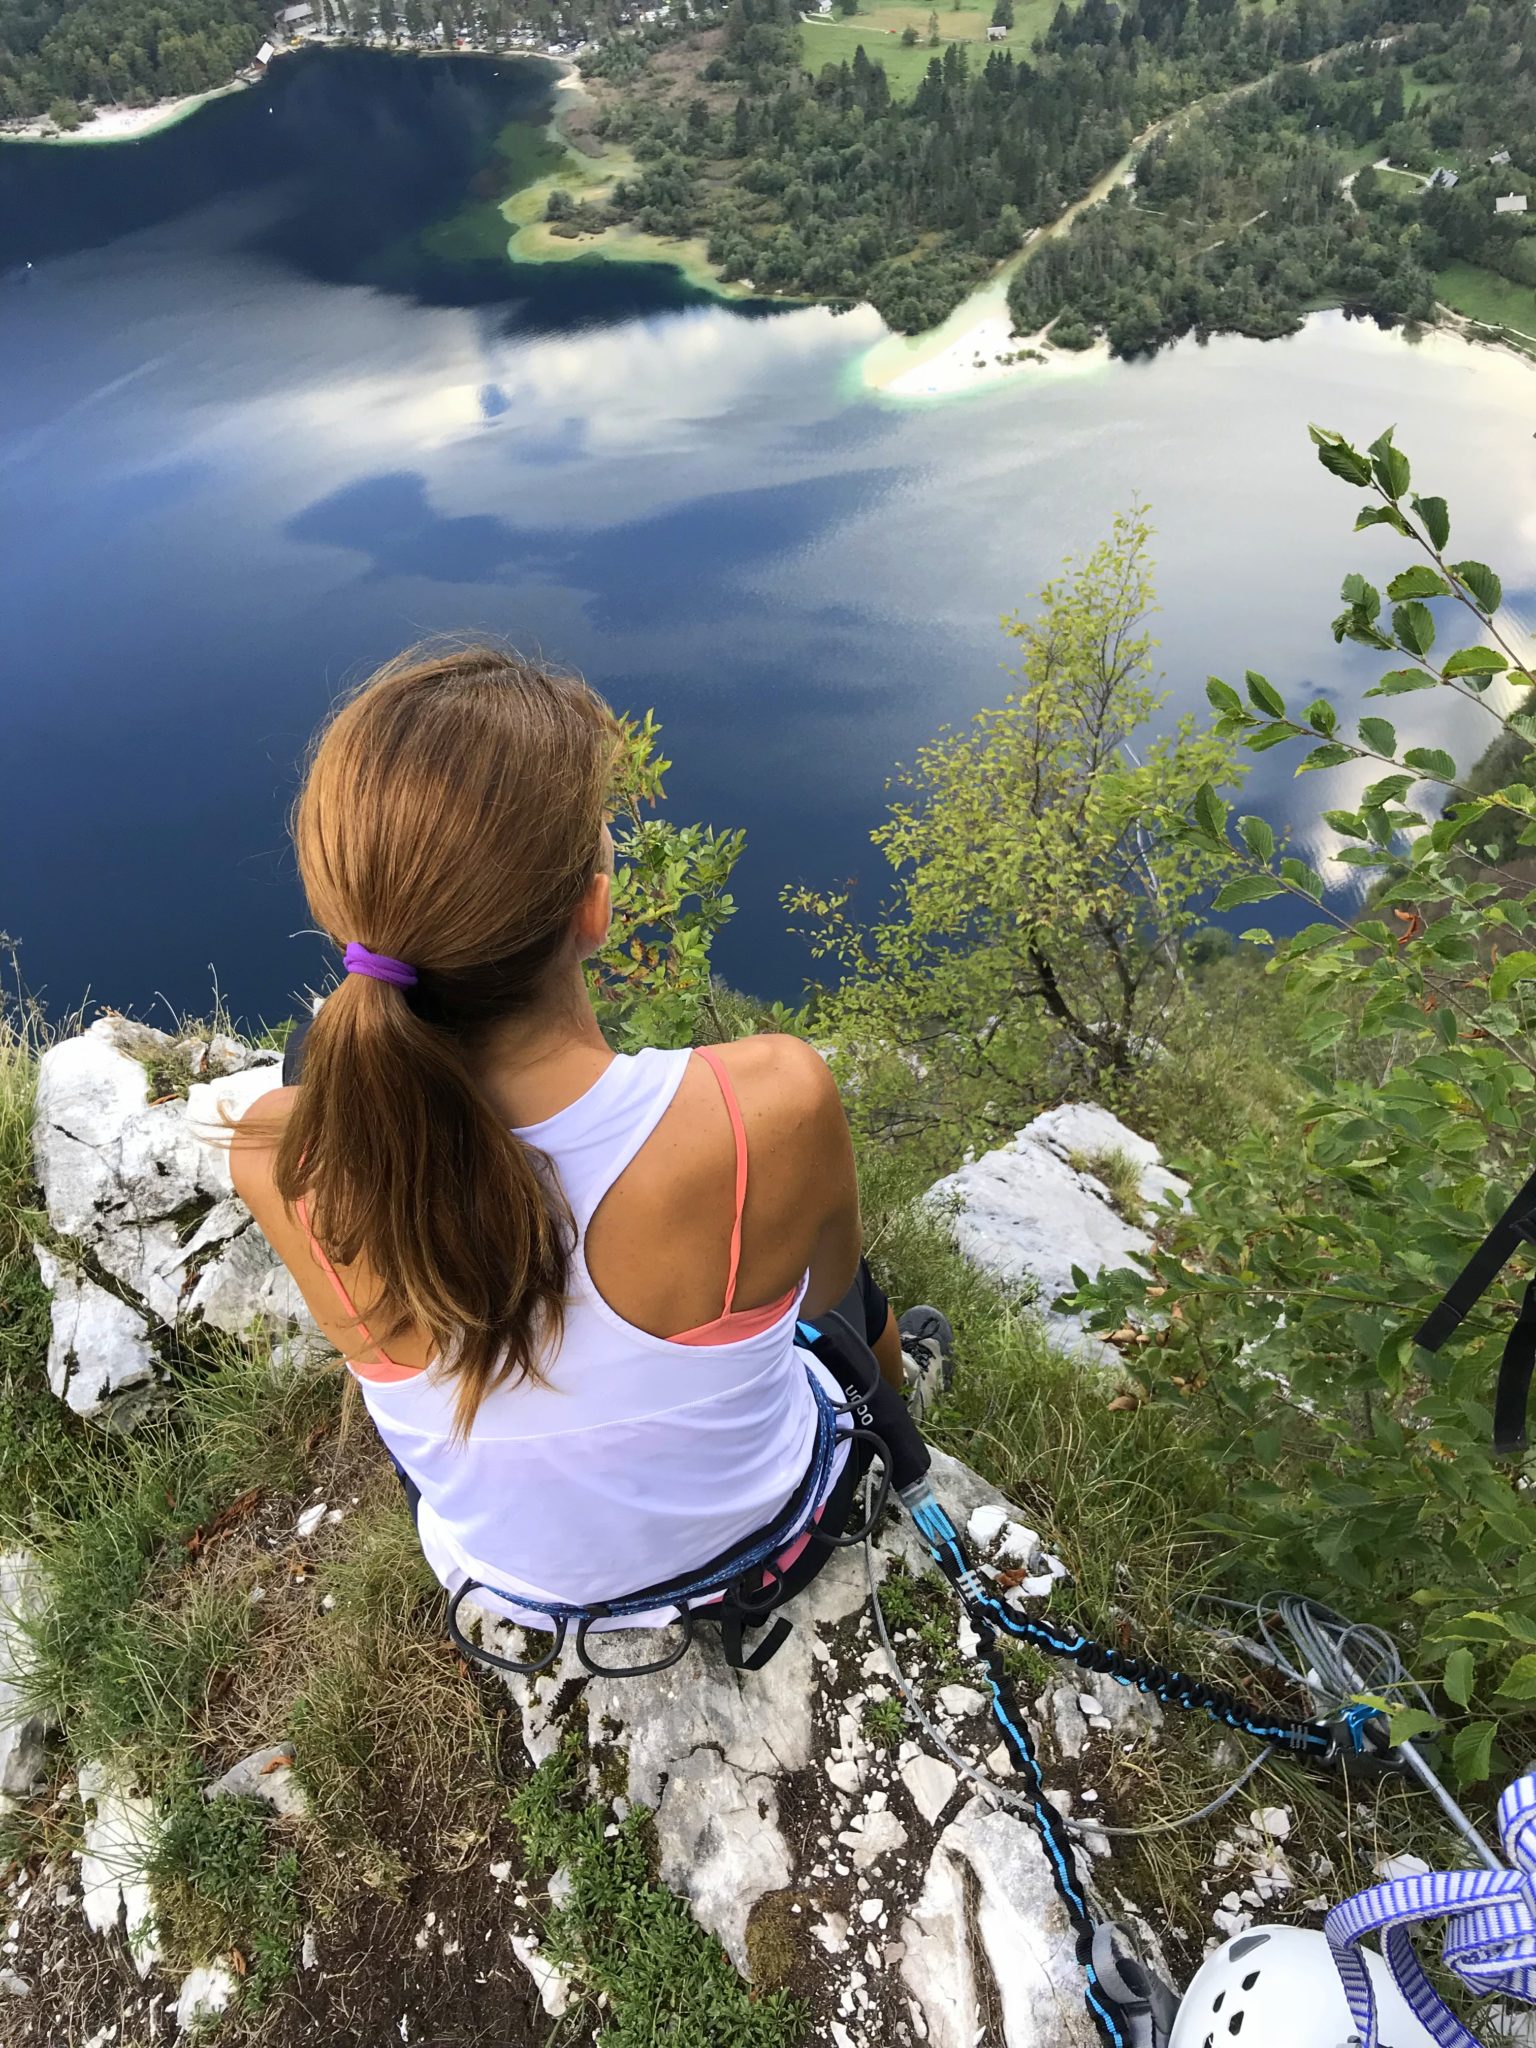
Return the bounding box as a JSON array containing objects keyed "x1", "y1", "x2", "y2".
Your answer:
[
  {"x1": 238, "y1": 1027, "x2": 861, "y2": 1616},
  {"x1": 228, "y1": 641, "x2": 860, "y2": 1622}
]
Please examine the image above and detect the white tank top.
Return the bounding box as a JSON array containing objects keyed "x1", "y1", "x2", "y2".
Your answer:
[{"x1": 355, "y1": 1048, "x2": 847, "y2": 1626}]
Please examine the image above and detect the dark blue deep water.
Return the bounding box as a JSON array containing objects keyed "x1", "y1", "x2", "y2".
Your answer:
[{"x1": 2, "y1": 47, "x2": 1533, "y2": 1024}]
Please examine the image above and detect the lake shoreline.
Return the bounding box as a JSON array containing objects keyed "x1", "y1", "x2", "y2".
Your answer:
[
  {"x1": 0, "y1": 35, "x2": 557, "y2": 148},
  {"x1": 8, "y1": 39, "x2": 1533, "y2": 392},
  {"x1": 497, "y1": 56, "x2": 764, "y2": 306}
]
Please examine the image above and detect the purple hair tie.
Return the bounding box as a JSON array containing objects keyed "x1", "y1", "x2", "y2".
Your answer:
[{"x1": 343, "y1": 941, "x2": 418, "y2": 988}]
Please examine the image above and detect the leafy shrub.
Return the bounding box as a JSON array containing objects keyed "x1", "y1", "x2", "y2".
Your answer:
[{"x1": 1075, "y1": 423, "x2": 1536, "y2": 1786}]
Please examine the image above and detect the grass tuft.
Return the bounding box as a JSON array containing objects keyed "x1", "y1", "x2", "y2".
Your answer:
[
  {"x1": 861, "y1": 1695, "x2": 907, "y2": 1749},
  {"x1": 148, "y1": 1779, "x2": 303, "y2": 2008},
  {"x1": 510, "y1": 1735, "x2": 806, "y2": 2047},
  {"x1": 1069, "y1": 1144, "x2": 1146, "y2": 1222}
]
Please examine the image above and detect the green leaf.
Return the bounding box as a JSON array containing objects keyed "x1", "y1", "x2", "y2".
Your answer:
[
  {"x1": 1245, "y1": 671, "x2": 1285, "y2": 718},
  {"x1": 1356, "y1": 504, "x2": 1411, "y2": 536},
  {"x1": 1411, "y1": 493, "x2": 1450, "y2": 550},
  {"x1": 1365, "y1": 668, "x2": 1438, "y2": 697},
  {"x1": 1341, "y1": 572, "x2": 1381, "y2": 615},
  {"x1": 1238, "y1": 927, "x2": 1273, "y2": 944},
  {"x1": 1443, "y1": 645, "x2": 1508, "y2": 679},
  {"x1": 1403, "y1": 747, "x2": 1456, "y2": 781},
  {"x1": 1238, "y1": 815, "x2": 1275, "y2": 861},
  {"x1": 1387, "y1": 566, "x2": 1451, "y2": 600},
  {"x1": 1394, "y1": 601, "x2": 1436, "y2": 658},
  {"x1": 1451, "y1": 1719, "x2": 1496, "y2": 1785},
  {"x1": 1323, "y1": 809, "x2": 1367, "y2": 838},
  {"x1": 1452, "y1": 560, "x2": 1502, "y2": 614},
  {"x1": 1214, "y1": 875, "x2": 1284, "y2": 909},
  {"x1": 1358, "y1": 716, "x2": 1397, "y2": 757},
  {"x1": 1206, "y1": 677, "x2": 1244, "y2": 716},
  {"x1": 1305, "y1": 698, "x2": 1338, "y2": 736},
  {"x1": 1363, "y1": 774, "x2": 1414, "y2": 805},
  {"x1": 1490, "y1": 951, "x2": 1536, "y2": 1001},
  {"x1": 1495, "y1": 1651, "x2": 1536, "y2": 1701},
  {"x1": 1443, "y1": 1647, "x2": 1475, "y2": 1708},
  {"x1": 1298, "y1": 743, "x2": 1355, "y2": 773},
  {"x1": 1280, "y1": 856, "x2": 1325, "y2": 902},
  {"x1": 1311, "y1": 425, "x2": 1373, "y2": 487},
  {"x1": 1244, "y1": 726, "x2": 1294, "y2": 754},
  {"x1": 1384, "y1": 1704, "x2": 1439, "y2": 1744},
  {"x1": 1193, "y1": 783, "x2": 1229, "y2": 842},
  {"x1": 1369, "y1": 427, "x2": 1410, "y2": 501}
]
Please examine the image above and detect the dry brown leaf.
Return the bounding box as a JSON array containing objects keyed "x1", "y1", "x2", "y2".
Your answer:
[
  {"x1": 259, "y1": 1753, "x2": 295, "y2": 1776},
  {"x1": 1107, "y1": 1392, "x2": 1143, "y2": 1413},
  {"x1": 228, "y1": 1950, "x2": 248, "y2": 1978},
  {"x1": 203, "y1": 1487, "x2": 262, "y2": 1545}
]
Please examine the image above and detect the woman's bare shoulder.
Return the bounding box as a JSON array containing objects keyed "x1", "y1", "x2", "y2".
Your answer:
[
  {"x1": 709, "y1": 1034, "x2": 847, "y2": 1150},
  {"x1": 710, "y1": 1033, "x2": 839, "y2": 1104},
  {"x1": 227, "y1": 1086, "x2": 298, "y2": 1211}
]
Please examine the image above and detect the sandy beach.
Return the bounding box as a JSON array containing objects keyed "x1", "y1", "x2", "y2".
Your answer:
[
  {"x1": 859, "y1": 264, "x2": 1110, "y2": 400},
  {"x1": 0, "y1": 81, "x2": 247, "y2": 147}
]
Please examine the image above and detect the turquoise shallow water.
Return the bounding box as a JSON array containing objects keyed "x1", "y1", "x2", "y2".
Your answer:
[{"x1": 1, "y1": 48, "x2": 1532, "y2": 1020}]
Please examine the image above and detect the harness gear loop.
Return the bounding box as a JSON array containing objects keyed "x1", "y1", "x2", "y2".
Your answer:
[
  {"x1": 572, "y1": 1611, "x2": 696, "y2": 1678},
  {"x1": 446, "y1": 1579, "x2": 567, "y2": 1676},
  {"x1": 807, "y1": 1429, "x2": 892, "y2": 1546}
]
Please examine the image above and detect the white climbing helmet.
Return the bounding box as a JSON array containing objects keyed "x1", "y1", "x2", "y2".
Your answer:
[{"x1": 1168, "y1": 1924, "x2": 1442, "y2": 2048}]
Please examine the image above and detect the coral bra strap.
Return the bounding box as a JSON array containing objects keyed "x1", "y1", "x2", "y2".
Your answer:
[
  {"x1": 294, "y1": 1192, "x2": 415, "y2": 1378},
  {"x1": 693, "y1": 1045, "x2": 747, "y2": 1317}
]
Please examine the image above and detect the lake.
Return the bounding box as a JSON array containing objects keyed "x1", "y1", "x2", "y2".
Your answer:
[{"x1": 2, "y1": 46, "x2": 1532, "y2": 1026}]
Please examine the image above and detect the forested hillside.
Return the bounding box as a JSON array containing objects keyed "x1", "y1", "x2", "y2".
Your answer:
[
  {"x1": 0, "y1": 0, "x2": 268, "y2": 121},
  {"x1": 577, "y1": 0, "x2": 1533, "y2": 336},
  {"x1": 1009, "y1": 0, "x2": 1536, "y2": 352}
]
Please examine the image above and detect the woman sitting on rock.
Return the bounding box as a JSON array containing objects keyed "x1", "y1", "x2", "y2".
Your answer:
[{"x1": 233, "y1": 643, "x2": 944, "y2": 1673}]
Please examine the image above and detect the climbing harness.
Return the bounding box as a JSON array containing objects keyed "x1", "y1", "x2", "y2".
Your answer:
[
  {"x1": 446, "y1": 1312, "x2": 913, "y2": 1680},
  {"x1": 1417, "y1": 1163, "x2": 1536, "y2": 1455}
]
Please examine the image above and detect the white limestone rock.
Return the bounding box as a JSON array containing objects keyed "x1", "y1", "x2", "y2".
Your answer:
[
  {"x1": 653, "y1": 1751, "x2": 793, "y2": 1965},
  {"x1": 204, "y1": 1743, "x2": 309, "y2": 1822},
  {"x1": 0, "y1": 1551, "x2": 50, "y2": 1804},
  {"x1": 901, "y1": 1753, "x2": 959, "y2": 1827},
  {"x1": 31, "y1": 1027, "x2": 313, "y2": 1411},
  {"x1": 33, "y1": 1246, "x2": 158, "y2": 1417},
  {"x1": 76, "y1": 1761, "x2": 159, "y2": 1975},
  {"x1": 839, "y1": 1805, "x2": 908, "y2": 1869},
  {"x1": 188, "y1": 1220, "x2": 319, "y2": 1343},
  {"x1": 925, "y1": 1102, "x2": 1187, "y2": 1361},
  {"x1": 936, "y1": 1684, "x2": 987, "y2": 1719},
  {"x1": 509, "y1": 1932, "x2": 572, "y2": 2017},
  {"x1": 903, "y1": 1797, "x2": 1100, "y2": 2048},
  {"x1": 172, "y1": 1962, "x2": 238, "y2": 2030}
]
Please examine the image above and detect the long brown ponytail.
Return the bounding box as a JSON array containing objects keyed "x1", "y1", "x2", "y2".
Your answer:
[{"x1": 275, "y1": 644, "x2": 616, "y2": 1433}]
